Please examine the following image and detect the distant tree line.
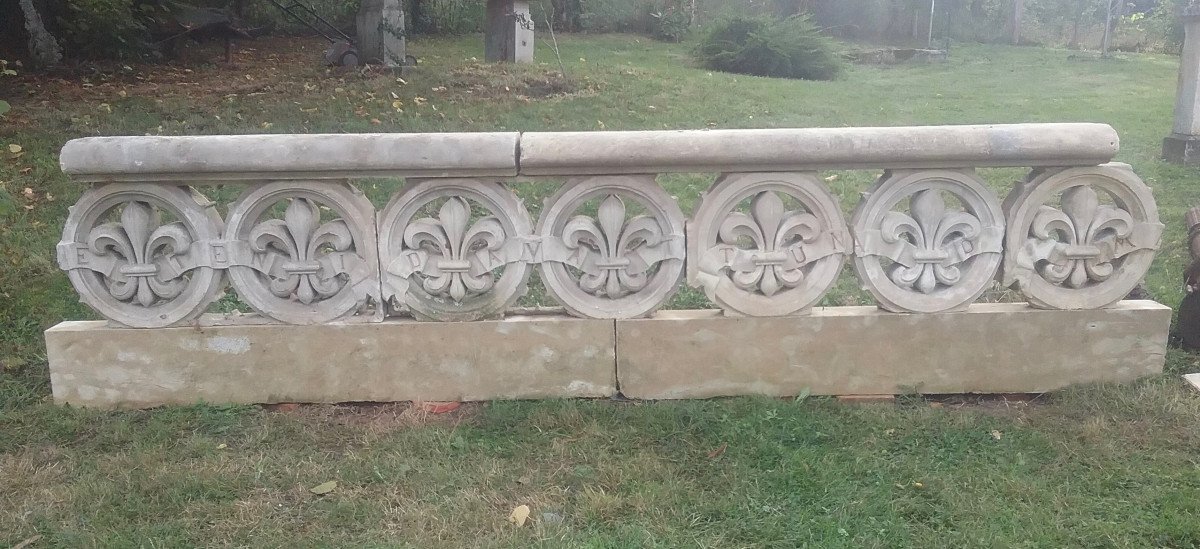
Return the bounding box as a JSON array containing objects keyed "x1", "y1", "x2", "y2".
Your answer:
[{"x1": 0, "y1": 0, "x2": 1189, "y2": 65}]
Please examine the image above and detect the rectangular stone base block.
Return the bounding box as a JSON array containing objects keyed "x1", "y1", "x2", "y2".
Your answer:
[
  {"x1": 1163, "y1": 134, "x2": 1200, "y2": 165},
  {"x1": 616, "y1": 301, "x2": 1171, "y2": 399},
  {"x1": 46, "y1": 316, "x2": 616, "y2": 408}
]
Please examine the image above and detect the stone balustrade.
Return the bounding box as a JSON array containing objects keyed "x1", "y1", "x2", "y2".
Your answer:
[
  {"x1": 56, "y1": 123, "x2": 1160, "y2": 325},
  {"x1": 46, "y1": 124, "x2": 1174, "y2": 408}
]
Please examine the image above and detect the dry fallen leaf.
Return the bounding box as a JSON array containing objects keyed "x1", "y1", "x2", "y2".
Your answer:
[
  {"x1": 509, "y1": 504, "x2": 530, "y2": 527},
  {"x1": 309, "y1": 481, "x2": 337, "y2": 495},
  {"x1": 707, "y1": 443, "x2": 727, "y2": 459}
]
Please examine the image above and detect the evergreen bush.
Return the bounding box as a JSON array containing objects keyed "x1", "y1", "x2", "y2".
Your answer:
[{"x1": 695, "y1": 15, "x2": 843, "y2": 80}]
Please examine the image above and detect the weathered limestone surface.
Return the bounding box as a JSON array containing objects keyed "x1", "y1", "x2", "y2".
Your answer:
[
  {"x1": 356, "y1": 0, "x2": 406, "y2": 66},
  {"x1": 59, "y1": 133, "x2": 520, "y2": 181},
  {"x1": 58, "y1": 125, "x2": 1119, "y2": 182},
  {"x1": 617, "y1": 301, "x2": 1171, "y2": 399},
  {"x1": 1001, "y1": 164, "x2": 1161, "y2": 310},
  {"x1": 1164, "y1": 6, "x2": 1200, "y2": 164},
  {"x1": 851, "y1": 169, "x2": 1005, "y2": 313},
  {"x1": 519, "y1": 124, "x2": 1120, "y2": 175},
  {"x1": 47, "y1": 315, "x2": 616, "y2": 408},
  {"x1": 484, "y1": 0, "x2": 534, "y2": 63},
  {"x1": 48, "y1": 123, "x2": 1171, "y2": 408}
]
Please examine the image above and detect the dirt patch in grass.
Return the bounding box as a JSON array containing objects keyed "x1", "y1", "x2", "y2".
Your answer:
[
  {"x1": 439, "y1": 63, "x2": 581, "y2": 100},
  {"x1": 1, "y1": 37, "x2": 337, "y2": 128},
  {"x1": 919, "y1": 393, "x2": 1046, "y2": 414},
  {"x1": 264, "y1": 401, "x2": 481, "y2": 433}
]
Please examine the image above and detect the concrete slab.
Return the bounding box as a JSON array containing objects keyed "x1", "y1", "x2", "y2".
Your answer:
[
  {"x1": 1183, "y1": 372, "x2": 1200, "y2": 392},
  {"x1": 616, "y1": 301, "x2": 1171, "y2": 399},
  {"x1": 46, "y1": 315, "x2": 615, "y2": 408},
  {"x1": 46, "y1": 302, "x2": 1172, "y2": 408}
]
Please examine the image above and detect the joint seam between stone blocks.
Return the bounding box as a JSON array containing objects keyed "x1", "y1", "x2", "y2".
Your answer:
[
  {"x1": 515, "y1": 131, "x2": 523, "y2": 175},
  {"x1": 611, "y1": 319, "x2": 620, "y2": 398}
]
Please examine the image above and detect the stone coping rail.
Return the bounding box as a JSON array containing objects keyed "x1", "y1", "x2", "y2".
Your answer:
[
  {"x1": 54, "y1": 123, "x2": 1160, "y2": 329},
  {"x1": 60, "y1": 132, "x2": 522, "y2": 181},
  {"x1": 517, "y1": 123, "x2": 1119, "y2": 175},
  {"x1": 59, "y1": 123, "x2": 1118, "y2": 182}
]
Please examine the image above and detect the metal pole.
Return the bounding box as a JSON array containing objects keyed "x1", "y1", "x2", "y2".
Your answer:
[{"x1": 928, "y1": 0, "x2": 936, "y2": 48}]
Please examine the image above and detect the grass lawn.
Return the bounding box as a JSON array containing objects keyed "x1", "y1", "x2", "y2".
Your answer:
[{"x1": 3, "y1": 34, "x2": 1200, "y2": 547}]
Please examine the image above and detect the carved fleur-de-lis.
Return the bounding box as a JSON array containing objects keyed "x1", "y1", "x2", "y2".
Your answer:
[
  {"x1": 563, "y1": 194, "x2": 665, "y2": 298},
  {"x1": 718, "y1": 191, "x2": 822, "y2": 297},
  {"x1": 1030, "y1": 185, "x2": 1133, "y2": 288},
  {"x1": 87, "y1": 201, "x2": 193, "y2": 307},
  {"x1": 250, "y1": 198, "x2": 353, "y2": 305},
  {"x1": 403, "y1": 197, "x2": 506, "y2": 302},
  {"x1": 881, "y1": 190, "x2": 982, "y2": 294}
]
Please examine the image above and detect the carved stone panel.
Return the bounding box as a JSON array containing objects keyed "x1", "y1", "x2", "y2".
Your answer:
[
  {"x1": 689, "y1": 172, "x2": 850, "y2": 316},
  {"x1": 223, "y1": 181, "x2": 380, "y2": 324},
  {"x1": 1001, "y1": 163, "x2": 1162, "y2": 309},
  {"x1": 851, "y1": 169, "x2": 1005, "y2": 313},
  {"x1": 535, "y1": 175, "x2": 686, "y2": 319},
  {"x1": 57, "y1": 183, "x2": 226, "y2": 328},
  {"x1": 378, "y1": 178, "x2": 533, "y2": 321}
]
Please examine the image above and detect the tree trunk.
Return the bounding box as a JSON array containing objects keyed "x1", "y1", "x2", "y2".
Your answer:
[
  {"x1": 19, "y1": 0, "x2": 62, "y2": 67},
  {"x1": 411, "y1": 0, "x2": 422, "y2": 32},
  {"x1": 1101, "y1": 0, "x2": 1124, "y2": 56}
]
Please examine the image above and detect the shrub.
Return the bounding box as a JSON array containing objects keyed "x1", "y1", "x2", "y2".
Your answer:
[
  {"x1": 648, "y1": 7, "x2": 690, "y2": 42},
  {"x1": 407, "y1": 0, "x2": 485, "y2": 35},
  {"x1": 695, "y1": 15, "x2": 843, "y2": 81}
]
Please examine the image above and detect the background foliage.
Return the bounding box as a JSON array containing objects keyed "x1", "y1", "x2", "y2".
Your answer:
[
  {"x1": 2, "y1": 0, "x2": 1192, "y2": 62},
  {"x1": 695, "y1": 15, "x2": 843, "y2": 80}
]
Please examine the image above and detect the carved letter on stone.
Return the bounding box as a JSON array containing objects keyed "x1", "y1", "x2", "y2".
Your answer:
[
  {"x1": 58, "y1": 183, "x2": 225, "y2": 328},
  {"x1": 1002, "y1": 164, "x2": 1162, "y2": 309},
  {"x1": 563, "y1": 194, "x2": 664, "y2": 299},
  {"x1": 224, "y1": 181, "x2": 379, "y2": 324},
  {"x1": 378, "y1": 179, "x2": 532, "y2": 321},
  {"x1": 851, "y1": 170, "x2": 1004, "y2": 313},
  {"x1": 537, "y1": 176, "x2": 685, "y2": 319},
  {"x1": 689, "y1": 172, "x2": 849, "y2": 316}
]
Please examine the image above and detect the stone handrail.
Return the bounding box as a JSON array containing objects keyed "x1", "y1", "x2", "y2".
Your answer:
[{"x1": 55, "y1": 123, "x2": 1161, "y2": 327}]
